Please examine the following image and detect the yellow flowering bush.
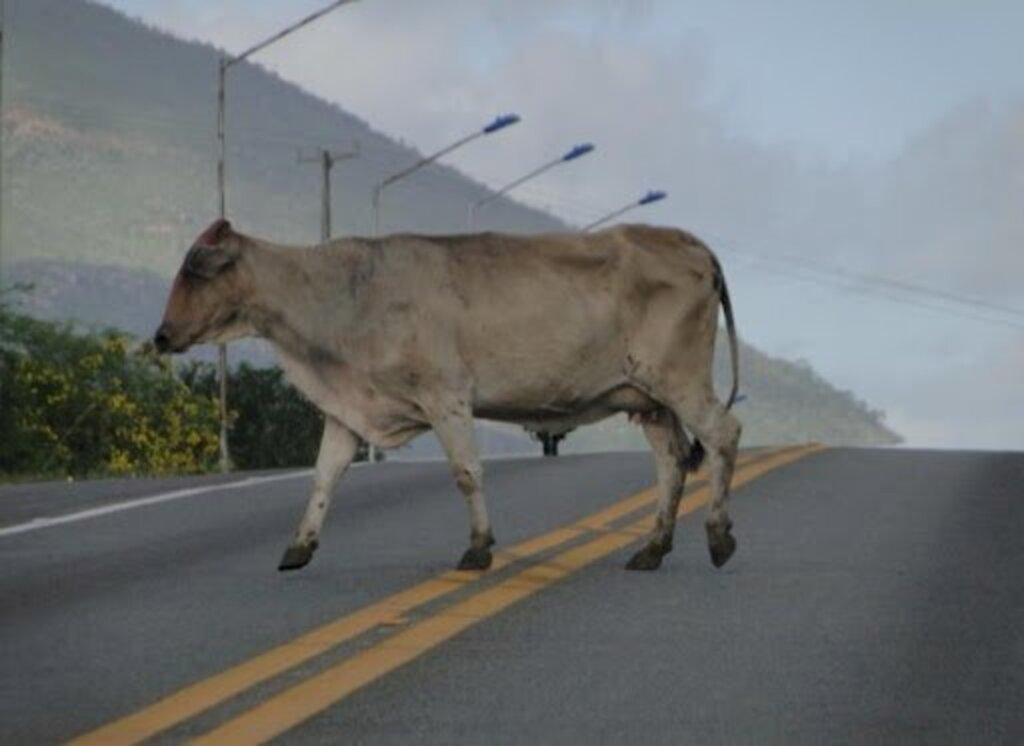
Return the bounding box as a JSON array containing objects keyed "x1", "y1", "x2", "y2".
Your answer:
[{"x1": 1, "y1": 308, "x2": 220, "y2": 478}]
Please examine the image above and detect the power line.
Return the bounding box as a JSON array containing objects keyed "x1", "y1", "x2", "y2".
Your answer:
[
  {"x1": 717, "y1": 244, "x2": 1024, "y2": 333},
  {"x1": 703, "y1": 230, "x2": 1024, "y2": 324}
]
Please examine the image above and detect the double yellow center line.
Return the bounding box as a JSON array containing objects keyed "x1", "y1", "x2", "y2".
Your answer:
[{"x1": 71, "y1": 443, "x2": 823, "y2": 745}]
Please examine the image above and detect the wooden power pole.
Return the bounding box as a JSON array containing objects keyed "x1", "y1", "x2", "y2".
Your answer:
[{"x1": 298, "y1": 144, "x2": 359, "y2": 242}]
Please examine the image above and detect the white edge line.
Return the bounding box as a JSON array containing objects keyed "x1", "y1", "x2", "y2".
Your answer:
[
  {"x1": 0, "y1": 470, "x2": 313, "y2": 539},
  {"x1": 0, "y1": 450, "x2": 611, "y2": 539}
]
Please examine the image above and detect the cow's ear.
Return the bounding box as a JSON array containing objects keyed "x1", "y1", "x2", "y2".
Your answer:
[
  {"x1": 185, "y1": 244, "x2": 239, "y2": 279},
  {"x1": 195, "y1": 218, "x2": 233, "y2": 246}
]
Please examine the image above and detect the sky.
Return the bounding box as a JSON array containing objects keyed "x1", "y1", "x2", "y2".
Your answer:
[{"x1": 101, "y1": 0, "x2": 1024, "y2": 450}]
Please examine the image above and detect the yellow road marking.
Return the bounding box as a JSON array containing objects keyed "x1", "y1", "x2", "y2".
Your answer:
[
  {"x1": 68, "y1": 447, "x2": 797, "y2": 745},
  {"x1": 193, "y1": 444, "x2": 823, "y2": 745}
]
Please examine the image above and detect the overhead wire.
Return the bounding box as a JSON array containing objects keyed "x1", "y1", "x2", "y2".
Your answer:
[{"x1": 708, "y1": 237, "x2": 1024, "y2": 333}]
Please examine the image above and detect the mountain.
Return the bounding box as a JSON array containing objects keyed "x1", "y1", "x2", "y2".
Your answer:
[{"x1": 1, "y1": 0, "x2": 900, "y2": 450}]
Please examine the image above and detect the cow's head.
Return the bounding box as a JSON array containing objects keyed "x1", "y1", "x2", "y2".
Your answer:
[{"x1": 153, "y1": 219, "x2": 253, "y2": 353}]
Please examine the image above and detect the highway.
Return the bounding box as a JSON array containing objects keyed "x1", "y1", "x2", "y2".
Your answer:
[{"x1": 1, "y1": 446, "x2": 1021, "y2": 744}]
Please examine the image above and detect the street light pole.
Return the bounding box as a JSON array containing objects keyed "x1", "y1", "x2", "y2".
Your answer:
[
  {"x1": 215, "y1": 59, "x2": 229, "y2": 471},
  {"x1": 531, "y1": 188, "x2": 665, "y2": 459},
  {"x1": 0, "y1": 0, "x2": 6, "y2": 293},
  {"x1": 217, "y1": 59, "x2": 226, "y2": 219},
  {"x1": 372, "y1": 113, "x2": 520, "y2": 237},
  {"x1": 213, "y1": 0, "x2": 361, "y2": 472},
  {"x1": 365, "y1": 113, "x2": 519, "y2": 462},
  {"x1": 467, "y1": 142, "x2": 594, "y2": 231},
  {"x1": 581, "y1": 190, "x2": 667, "y2": 232}
]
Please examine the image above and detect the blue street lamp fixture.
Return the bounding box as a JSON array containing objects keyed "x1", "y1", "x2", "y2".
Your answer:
[
  {"x1": 582, "y1": 189, "x2": 669, "y2": 231},
  {"x1": 639, "y1": 189, "x2": 667, "y2": 206},
  {"x1": 483, "y1": 113, "x2": 521, "y2": 133},
  {"x1": 562, "y1": 142, "x2": 595, "y2": 161},
  {"x1": 373, "y1": 112, "x2": 522, "y2": 235},
  {"x1": 468, "y1": 141, "x2": 597, "y2": 230}
]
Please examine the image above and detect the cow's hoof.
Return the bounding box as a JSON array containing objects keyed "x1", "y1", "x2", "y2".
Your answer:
[
  {"x1": 706, "y1": 523, "x2": 737, "y2": 568},
  {"x1": 625, "y1": 544, "x2": 667, "y2": 571},
  {"x1": 457, "y1": 546, "x2": 493, "y2": 571},
  {"x1": 278, "y1": 543, "x2": 316, "y2": 571}
]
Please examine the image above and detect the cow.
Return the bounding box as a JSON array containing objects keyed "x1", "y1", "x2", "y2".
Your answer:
[{"x1": 154, "y1": 219, "x2": 741, "y2": 573}]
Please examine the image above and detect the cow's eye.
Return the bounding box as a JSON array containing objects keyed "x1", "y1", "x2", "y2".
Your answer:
[
  {"x1": 183, "y1": 254, "x2": 200, "y2": 279},
  {"x1": 184, "y1": 247, "x2": 209, "y2": 279}
]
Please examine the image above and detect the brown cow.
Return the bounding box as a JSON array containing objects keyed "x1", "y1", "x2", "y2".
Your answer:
[{"x1": 154, "y1": 219, "x2": 741, "y2": 572}]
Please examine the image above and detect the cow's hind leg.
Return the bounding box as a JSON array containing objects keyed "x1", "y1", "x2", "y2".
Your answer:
[
  {"x1": 626, "y1": 410, "x2": 693, "y2": 571},
  {"x1": 431, "y1": 401, "x2": 495, "y2": 571},
  {"x1": 664, "y1": 390, "x2": 742, "y2": 568},
  {"x1": 279, "y1": 418, "x2": 360, "y2": 571}
]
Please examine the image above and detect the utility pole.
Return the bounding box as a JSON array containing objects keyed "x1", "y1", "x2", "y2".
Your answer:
[
  {"x1": 299, "y1": 143, "x2": 375, "y2": 461},
  {"x1": 297, "y1": 144, "x2": 358, "y2": 242}
]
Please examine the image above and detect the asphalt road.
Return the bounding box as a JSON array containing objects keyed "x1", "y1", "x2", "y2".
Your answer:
[{"x1": 1, "y1": 446, "x2": 1021, "y2": 744}]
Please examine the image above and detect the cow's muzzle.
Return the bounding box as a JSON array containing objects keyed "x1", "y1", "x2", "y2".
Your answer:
[{"x1": 153, "y1": 323, "x2": 184, "y2": 354}]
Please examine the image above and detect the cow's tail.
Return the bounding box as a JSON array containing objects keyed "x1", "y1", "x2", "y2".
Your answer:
[
  {"x1": 713, "y1": 254, "x2": 740, "y2": 411},
  {"x1": 684, "y1": 253, "x2": 739, "y2": 473}
]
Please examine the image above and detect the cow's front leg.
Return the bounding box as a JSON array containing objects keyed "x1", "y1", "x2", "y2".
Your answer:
[
  {"x1": 431, "y1": 402, "x2": 495, "y2": 571},
  {"x1": 279, "y1": 417, "x2": 360, "y2": 571}
]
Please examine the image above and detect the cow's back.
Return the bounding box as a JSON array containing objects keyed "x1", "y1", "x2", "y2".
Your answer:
[
  {"x1": 359, "y1": 226, "x2": 718, "y2": 409},
  {"x1": 379, "y1": 224, "x2": 715, "y2": 312}
]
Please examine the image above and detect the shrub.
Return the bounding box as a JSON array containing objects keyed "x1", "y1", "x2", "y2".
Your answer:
[{"x1": 0, "y1": 308, "x2": 220, "y2": 478}]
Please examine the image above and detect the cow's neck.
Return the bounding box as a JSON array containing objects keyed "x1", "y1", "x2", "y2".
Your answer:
[
  {"x1": 240, "y1": 240, "x2": 413, "y2": 442},
  {"x1": 244, "y1": 242, "x2": 355, "y2": 365}
]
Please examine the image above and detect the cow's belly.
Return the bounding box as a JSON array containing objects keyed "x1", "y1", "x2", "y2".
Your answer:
[{"x1": 475, "y1": 384, "x2": 661, "y2": 435}]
